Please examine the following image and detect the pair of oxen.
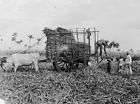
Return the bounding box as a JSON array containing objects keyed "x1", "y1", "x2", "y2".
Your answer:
[{"x1": 0, "y1": 53, "x2": 40, "y2": 72}]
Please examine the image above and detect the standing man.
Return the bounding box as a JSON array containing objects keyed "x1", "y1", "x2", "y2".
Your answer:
[
  {"x1": 125, "y1": 53, "x2": 132, "y2": 75},
  {"x1": 107, "y1": 59, "x2": 112, "y2": 74},
  {"x1": 119, "y1": 58, "x2": 125, "y2": 71}
]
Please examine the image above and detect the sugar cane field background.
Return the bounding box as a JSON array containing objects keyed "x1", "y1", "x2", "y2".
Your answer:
[{"x1": 0, "y1": 27, "x2": 139, "y2": 104}]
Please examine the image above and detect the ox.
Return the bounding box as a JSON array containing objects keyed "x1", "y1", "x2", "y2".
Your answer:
[{"x1": 2, "y1": 53, "x2": 40, "y2": 72}]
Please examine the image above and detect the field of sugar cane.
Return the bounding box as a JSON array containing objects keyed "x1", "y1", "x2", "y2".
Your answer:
[{"x1": 0, "y1": 57, "x2": 140, "y2": 104}]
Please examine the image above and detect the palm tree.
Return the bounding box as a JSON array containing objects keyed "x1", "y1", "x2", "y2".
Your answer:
[
  {"x1": 95, "y1": 39, "x2": 109, "y2": 58},
  {"x1": 28, "y1": 35, "x2": 33, "y2": 43},
  {"x1": 27, "y1": 35, "x2": 34, "y2": 48},
  {"x1": 37, "y1": 38, "x2": 42, "y2": 44},
  {"x1": 11, "y1": 37, "x2": 16, "y2": 41},
  {"x1": 107, "y1": 41, "x2": 120, "y2": 57},
  {"x1": 11, "y1": 33, "x2": 18, "y2": 41},
  {"x1": 14, "y1": 40, "x2": 23, "y2": 50},
  {"x1": 28, "y1": 35, "x2": 34, "y2": 41},
  {"x1": 108, "y1": 41, "x2": 120, "y2": 50},
  {"x1": 16, "y1": 40, "x2": 23, "y2": 44},
  {"x1": 12, "y1": 32, "x2": 18, "y2": 37}
]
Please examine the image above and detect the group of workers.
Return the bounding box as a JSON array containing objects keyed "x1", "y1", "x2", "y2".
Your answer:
[{"x1": 107, "y1": 53, "x2": 133, "y2": 75}]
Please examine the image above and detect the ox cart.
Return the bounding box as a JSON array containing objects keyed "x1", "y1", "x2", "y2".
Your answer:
[{"x1": 43, "y1": 27, "x2": 94, "y2": 71}]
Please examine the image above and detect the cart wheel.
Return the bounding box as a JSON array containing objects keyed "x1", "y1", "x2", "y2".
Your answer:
[{"x1": 54, "y1": 60, "x2": 72, "y2": 72}]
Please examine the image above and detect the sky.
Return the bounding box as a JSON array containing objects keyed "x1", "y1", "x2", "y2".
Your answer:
[{"x1": 0, "y1": 0, "x2": 140, "y2": 51}]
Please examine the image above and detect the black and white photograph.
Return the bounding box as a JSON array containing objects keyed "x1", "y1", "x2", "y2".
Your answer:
[{"x1": 0, "y1": 0, "x2": 140, "y2": 104}]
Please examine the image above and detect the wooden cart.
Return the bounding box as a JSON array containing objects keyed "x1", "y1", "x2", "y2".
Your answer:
[{"x1": 43, "y1": 27, "x2": 93, "y2": 71}]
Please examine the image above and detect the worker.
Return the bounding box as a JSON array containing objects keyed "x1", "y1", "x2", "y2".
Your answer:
[
  {"x1": 119, "y1": 58, "x2": 125, "y2": 71},
  {"x1": 125, "y1": 53, "x2": 132, "y2": 75},
  {"x1": 107, "y1": 59, "x2": 112, "y2": 74}
]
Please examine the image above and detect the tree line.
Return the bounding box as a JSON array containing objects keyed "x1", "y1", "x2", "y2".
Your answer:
[
  {"x1": 95, "y1": 39, "x2": 120, "y2": 58},
  {"x1": 0, "y1": 30, "x2": 120, "y2": 56},
  {"x1": 0, "y1": 33, "x2": 44, "y2": 50}
]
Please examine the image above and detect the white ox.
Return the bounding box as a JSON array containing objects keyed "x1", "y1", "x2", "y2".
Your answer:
[{"x1": 2, "y1": 53, "x2": 40, "y2": 72}]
